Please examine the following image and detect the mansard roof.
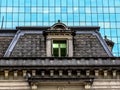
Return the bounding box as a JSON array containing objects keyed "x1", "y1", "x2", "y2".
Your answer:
[{"x1": 0, "y1": 22, "x2": 113, "y2": 57}]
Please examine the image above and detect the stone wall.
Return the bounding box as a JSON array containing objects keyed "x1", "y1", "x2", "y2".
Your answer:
[
  {"x1": 11, "y1": 34, "x2": 46, "y2": 57},
  {"x1": 37, "y1": 83, "x2": 84, "y2": 90},
  {"x1": 73, "y1": 34, "x2": 109, "y2": 57},
  {"x1": 0, "y1": 36, "x2": 13, "y2": 57}
]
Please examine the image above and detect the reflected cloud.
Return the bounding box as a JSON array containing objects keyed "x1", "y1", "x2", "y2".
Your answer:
[
  {"x1": 85, "y1": 8, "x2": 91, "y2": 13},
  {"x1": 31, "y1": 7, "x2": 37, "y2": 13},
  {"x1": 43, "y1": 8, "x2": 49, "y2": 13},
  {"x1": 55, "y1": 7, "x2": 61, "y2": 13},
  {"x1": 104, "y1": 22, "x2": 110, "y2": 28},
  {"x1": 73, "y1": 7, "x2": 78, "y2": 12}
]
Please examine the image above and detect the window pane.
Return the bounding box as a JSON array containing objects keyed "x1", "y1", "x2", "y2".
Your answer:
[
  {"x1": 1, "y1": 0, "x2": 7, "y2": 6},
  {"x1": 61, "y1": 48, "x2": 66, "y2": 57},
  {"x1": 53, "y1": 44, "x2": 59, "y2": 48},
  {"x1": 7, "y1": 0, "x2": 12, "y2": 6},
  {"x1": 37, "y1": 0, "x2": 42, "y2": 6},
  {"x1": 43, "y1": 0, "x2": 48, "y2": 6},
  {"x1": 60, "y1": 44, "x2": 66, "y2": 48},
  {"x1": 53, "y1": 40, "x2": 67, "y2": 57},
  {"x1": 19, "y1": 0, "x2": 24, "y2": 6},
  {"x1": 67, "y1": 0, "x2": 73, "y2": 6},
  {"x1": 31, "y1": 0, "x2": 37, "y2": 6},
  {"x1": 13, "y1": 0, "x2": 18, "y2": 6},
  {"x1": 53, "y1": 48, "x2": 59, "y2": 57},
  {"x1": 61, "y1": 0, "x2": 66, "y2": 6}
]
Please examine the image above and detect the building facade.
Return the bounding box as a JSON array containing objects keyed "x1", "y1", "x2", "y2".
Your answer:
[{"x1": 0, "y1": 22, "x2": 120, "y2": 90}]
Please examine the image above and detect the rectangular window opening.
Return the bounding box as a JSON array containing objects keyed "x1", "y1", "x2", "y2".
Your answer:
[{"x1": 52, "y1": 40, "x2": 67, "y2": 57}]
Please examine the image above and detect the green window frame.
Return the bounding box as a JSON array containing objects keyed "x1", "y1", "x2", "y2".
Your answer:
[{"x1": 52, "y1": 40, "x2": 67, "y2": 57}]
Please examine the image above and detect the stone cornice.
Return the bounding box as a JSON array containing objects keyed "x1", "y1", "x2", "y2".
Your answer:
[{"x1": 0, "y1": 57, "x2": 120, "y2": 68}]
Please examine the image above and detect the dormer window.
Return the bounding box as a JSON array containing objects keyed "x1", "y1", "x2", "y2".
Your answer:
[{"x1": 44, "y1": 21, "x2": 75, "y2": 57}]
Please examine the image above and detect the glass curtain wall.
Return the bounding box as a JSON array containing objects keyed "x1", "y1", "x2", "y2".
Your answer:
[{"x1": 0, "y1": 0, "x2": 120, "y2": 56}]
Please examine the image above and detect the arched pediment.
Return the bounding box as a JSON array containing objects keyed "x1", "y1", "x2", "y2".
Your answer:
[{"x1": 49, "y1": 20, "x2": 69, "y2": 30}]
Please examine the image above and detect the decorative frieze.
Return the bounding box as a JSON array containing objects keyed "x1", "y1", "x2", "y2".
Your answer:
[{"x1": 1, "y1": 69, "x2": 120, "y2": 80}]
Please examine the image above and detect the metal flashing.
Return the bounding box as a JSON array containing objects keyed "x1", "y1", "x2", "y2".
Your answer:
[
  {"x1": 0, "y1": 30, "x2": 17, "y2": 36},
  {"x1": 16, "y1": 26, "x2": 100, "y2": 31},
  {"x1": 69, "y1": 26, "x2": 100, "y2": 31},
  {"x1": 0, "y1": 33, "x2": 15, "y2": 36},
  {"x1": 16, "y1": 26, "x2": 49, "y2": 30},
  {"x1": 4, "y1": 30, "x2": 21, "y2": 57}
]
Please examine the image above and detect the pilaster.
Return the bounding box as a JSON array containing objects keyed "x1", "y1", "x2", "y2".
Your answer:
[
  {"x1": 46, "y1": 38, "x2": 52, "y2": 57},
  {"x1": 68, "y1": 39, "x2": 73, "y2": 57},
  {"x1": 23, "y1": 70, "x2": 27, "y2": 77},
  {"x1": 32, "y1": 70, "x2": 36, "y2": 76},
  {"x1": 14, "y1": 70, "x2": 18, "y2": 78},
  {"x1": 4, "y1": 70, "x2": 9, "y2": 79}
]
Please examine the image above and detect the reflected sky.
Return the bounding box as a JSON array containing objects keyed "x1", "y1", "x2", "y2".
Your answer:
[{"x1": 0, "y1": 0, "x2": 120, "y2": 56}]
